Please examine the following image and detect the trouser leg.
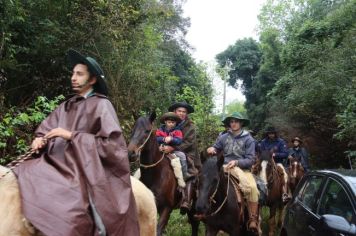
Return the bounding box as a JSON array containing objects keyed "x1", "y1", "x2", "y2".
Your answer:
[{"x1": 174, "y1": 151, "x2": 188, "y2": 180}]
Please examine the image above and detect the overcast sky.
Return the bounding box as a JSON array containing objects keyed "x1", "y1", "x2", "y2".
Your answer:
[{"x1": 183, "y1": 0, "x2": 266, "y2": 112}]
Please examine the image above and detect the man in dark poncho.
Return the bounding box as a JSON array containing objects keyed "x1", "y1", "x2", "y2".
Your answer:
[{"x1": 14, "y1": 49, "x2": 139, "y2": 236}]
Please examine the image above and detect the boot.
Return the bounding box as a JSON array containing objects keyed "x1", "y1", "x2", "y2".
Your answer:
[
  {"x1": 180, "y1": 180, "x2": 193, "y2": 215},
  {"x1": 180, "y1": 159, "x2": 190, "y2": 181},
  {"x1": 247, "y1": 201, "x2": 259, "y2": 234}
]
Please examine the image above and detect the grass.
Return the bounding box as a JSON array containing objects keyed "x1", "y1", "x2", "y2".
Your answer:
[{"x1": 163, "y1": 207, "x2": 283, "y2": 236}]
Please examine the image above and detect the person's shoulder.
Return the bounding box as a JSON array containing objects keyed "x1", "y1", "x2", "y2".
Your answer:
[
  {"x1": 217, "y1": 132, "x2": 229, "y2": 141},
  {"x1": 89, "y1": 94, "x2": 112, "y2": 106},
  {"x1": 277, "y1": 137, "x2": 287, "y2": 143}
]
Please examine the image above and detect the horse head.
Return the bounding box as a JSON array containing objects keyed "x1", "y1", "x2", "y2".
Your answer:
[
  {"x1": 288, "y1": 157, "x2": 304, "y2": 178},
  {"x1": 257, "y1": 150, "x2": 275, "y2": 186},
  {"x1": 127, "y1": 112, "x2": 156, "y2": 162},
  {"x1": 195, "y1": 153, "x2": 224, "y2": 218},
  {"x1": 288, "y1": 157, "x2": 305, "y2": 193}
]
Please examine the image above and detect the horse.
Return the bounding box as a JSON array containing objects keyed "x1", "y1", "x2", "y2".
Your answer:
[
  {"x1": 0, "y1": 165, "x2": 157, "y2": 236},
  {"x1": 194, "y1": 155, "x2": 248, "y2": 236},
  {"x1": 127, "y1": 112, "x2": 200, "y2": 236},
  {"x1": 287, "y1": 157, "x2": 304, "y2": 194},
  {"x1": 252, "y1": 150, "x2": 288, "y2": 236}
]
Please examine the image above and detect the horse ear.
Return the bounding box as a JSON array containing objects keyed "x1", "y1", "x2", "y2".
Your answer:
[
  {"x1": 216, "y1": 152, "x2": 224, "y2": 170},
  {"x1": 149, "y1": 111, "x2": 156, "y2": 123}
]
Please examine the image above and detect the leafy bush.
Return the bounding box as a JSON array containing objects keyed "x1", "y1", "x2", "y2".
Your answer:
[{"x1": 0, "y1": 95, "x2": 64, "y2": 165}]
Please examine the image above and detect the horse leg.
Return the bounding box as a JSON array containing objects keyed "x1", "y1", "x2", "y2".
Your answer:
[
  {"x1": 187, "y1": 210, "x2": 200, "y2": 236},
  {"x1": 205, "y1": 225, "x2": 219, "y2": 236},
  {"x1": 157, "y1": 207, "x2": 172, "y2": 236},
  {"x1": 277, "y1": 205, "x2": 285, "y2": 228},
  {"x1": 268, "y1": 206, "x2": 277, "y2": 236}
]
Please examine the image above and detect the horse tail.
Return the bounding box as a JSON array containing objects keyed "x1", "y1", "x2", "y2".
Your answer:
[{"x1": 130, "y1": 176, "x2": 157, "y2": 236}]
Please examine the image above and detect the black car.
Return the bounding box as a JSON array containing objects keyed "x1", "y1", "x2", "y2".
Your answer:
[{"x1": 281, "y1": 169, "x2": 356, "y2": 236}]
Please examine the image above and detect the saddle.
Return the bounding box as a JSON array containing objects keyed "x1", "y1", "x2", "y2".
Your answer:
[{"x1": 225, "y1": 171, "x2": 245, "y2": 220}]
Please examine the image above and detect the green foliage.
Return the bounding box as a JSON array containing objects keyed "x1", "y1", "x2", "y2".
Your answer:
[
  {"x1": 225, "y1": 99, "x2": 246, "y2": 115},
  {"x1": 0, "y1": 95, "x2": 64, "y2": 165},
  {"x1": 0, "y1": 0, "x2": 217, "y2": 155},
  {"x1": 174, "y1": 63, "x2": 221, "y2": 149},
  {"x1": 217, "y1": 0, "x2": 355, "y2": 168}
]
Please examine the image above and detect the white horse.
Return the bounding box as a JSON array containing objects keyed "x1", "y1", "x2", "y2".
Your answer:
[{"x1": 0, "y1": 165, "x2": 157, "y2": 236}]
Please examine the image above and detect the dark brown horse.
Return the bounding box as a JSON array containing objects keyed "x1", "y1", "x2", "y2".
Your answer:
[
  {"x1": 127, "y1": 112, "x2": 200, "y2": 236},
  {"x1": 288, "y1": 157, "x2": 304, "y2": 194},
  {"x1": 252, "y1": 150, "x2": 287, "y2": 236},
  {"x1": 195, "y1": 155, "x2": 250, "y2": 236}
]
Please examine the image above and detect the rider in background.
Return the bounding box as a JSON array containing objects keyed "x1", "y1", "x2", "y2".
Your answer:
[
  {"x1": 288, "y1": 137, "x2": 310, "y2": 172},
  {"x1": 207, "y1": 112, "x2": 260, "y2": 234},
  {"x1": 259, "y1": 126, "x2": 288, "y2": 166},
  {"x1": 155, "y1": 112, "x2": 188, "y2": 179},
  {"x1": 259, "y1": 126, "x2": 291, "y2": 203}
]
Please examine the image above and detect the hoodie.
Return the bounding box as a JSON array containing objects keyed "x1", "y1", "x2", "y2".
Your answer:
[{"x1": 213, "y1": 130, "x2": 255, "y2": 169}]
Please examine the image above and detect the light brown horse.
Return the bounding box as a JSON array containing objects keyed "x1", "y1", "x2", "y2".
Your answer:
[
  {"x1": 288, "y1": 157, "x2": 305, "y2": 194},
  {"x1": 127, "y1": 112, "x2": 200, "y2": 236},
  {"x1": 0, "y1": 165, "x2": 157, "y2": 236},
  {"x1": 252, "y1": 150, "x2": 287, "y2": 236}
]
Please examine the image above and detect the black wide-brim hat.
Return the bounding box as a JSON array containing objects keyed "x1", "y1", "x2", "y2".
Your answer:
[
  {"x1": 159, "y1": 112, "x2": 182, "y2": 124},
  {"x1": 168, "y1": 102, "x2": 194, "y2": 114},
  {"x1": 67, "y1": 49, "x2": 108, "y2": 96},
  {"x1": 264, "y1": 126, "x2": 277, "y2": 136}
]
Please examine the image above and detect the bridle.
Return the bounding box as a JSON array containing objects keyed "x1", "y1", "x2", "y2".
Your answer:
[
  {"x1": 205, "y1": 170, "x2": 231, "y2": 217},
  {"x1": 135, "y1": 128, "x2": 165, "y2": 169}
]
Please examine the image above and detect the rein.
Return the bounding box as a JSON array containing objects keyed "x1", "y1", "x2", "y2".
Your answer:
[
  {"x1": 0, "y1": 138, "x2": 47, "y2": 180},
  {"x1": 140, "y1": 153, "x2": 165, "y2": 169},
  {"x1": 207, "y1": 170, "x2": 231, "y2": 217},
  {"x1": 136, "y1": 128, "x2": 166, "y2": 169}
]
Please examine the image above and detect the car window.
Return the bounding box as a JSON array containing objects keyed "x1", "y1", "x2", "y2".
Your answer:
[
  {"x1": 318, "y1": 178, "x2": 356, "y2": 224},
  {"x1": 297, "y1": 175, "x2": 324, "y2": 210}
]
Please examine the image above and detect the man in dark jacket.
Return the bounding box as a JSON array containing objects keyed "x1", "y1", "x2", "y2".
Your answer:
[
  {"x1": 259, "y1": 126, "x2": 288, "y2": 165},
  {"x1": 162, "y1": 101, "x2": 199, "y2": 214},
  {"x1": 207, "y1": 112, "x2": 259, "y2": 233},
  {"x1": 288, "y1": 137, "x2": 310, "y2": 171},
  {"x1": 14, "y1": 49, "x2": 139, "y2": 236},
  {"x1": 259, "y1": 126, "x2": 290, "y2": 203}
]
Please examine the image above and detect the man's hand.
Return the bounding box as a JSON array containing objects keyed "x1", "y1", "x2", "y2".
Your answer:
[
  {"x1": 44, "y1": 128, "x2": 72, "y2": 140},
  {"x1": 164, "y1": 136, "x2": 173, "y2": 144},
  {"x1": 31, "y1": 137, "x2": 47, "y2": 151},
  {"x1": 226, "y1": 160, "x2": 238, "y2": 169},
  {"x1": 161, "y1": 145, "x2": 174, "y2": 153},
  {"x1": 207, "y1": 147, "x2": 217, "y2": 155}
]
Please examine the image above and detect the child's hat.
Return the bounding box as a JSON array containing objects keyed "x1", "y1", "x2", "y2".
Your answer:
[{"x1": 160, "y1": 112, "x2": 182, "y2": 124}]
